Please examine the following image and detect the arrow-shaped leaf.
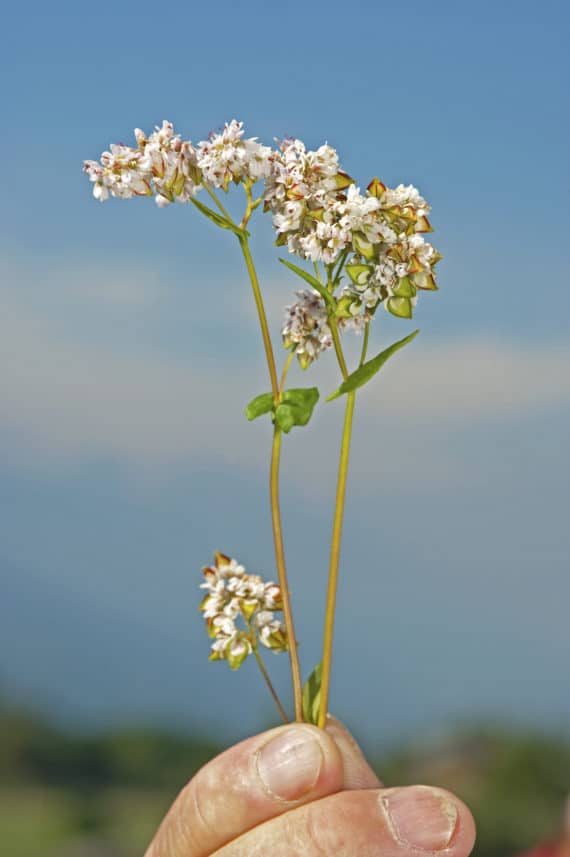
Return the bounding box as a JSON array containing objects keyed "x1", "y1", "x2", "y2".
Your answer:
[
  {"x1": 245, "y1": 392, "x2": 275, "y2": 421},
  {"x1": 327, "y1": 329, "x2": 420, "y2": 401},
  {"x1": 274, "y1": 387, "x2": 320, "y2": 433},
  {"x1": 278, "y1": 258, "x2": 336, "y2": 311}
]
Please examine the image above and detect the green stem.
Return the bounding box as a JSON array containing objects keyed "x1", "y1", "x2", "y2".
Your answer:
[
  {"x1": 204, "y1": 185, "x2": 233, "y2": 222},
  {"x1": 240, "y1": 183, "x2": 262, "y2": 229},
  {"x1": 238, "y1": 236, "x2": 280, "y2": 401},
  {"x1": 251, "y1": 637, "x2": 289, "y2": 723},
  {"x1": 318, "y1": 388, "x2": 356, "y2": 728},
  {"x1": 193, "y1": 188, "x2": 303, "y2": 722},
  {"x1": 236, "y1": 235, "x2": 303, "y2": 723},
  {"x1": 318, "y1": 316, "x2": 355, "y2": 729},
  {"x1": 280, "y1": 350, "x2": 295, "y2": 395},
  {"x1": 329, "y1": 317, "x2": 349, "y2": 380},
  {"x1": 270, "y1": 427, "x2": 303, "y2": 721},
  {"x1": 359, "y1": 319, "x2": 371, "y2": 367},
  {"x1": 331, "y1": 248, "x2": 349, "y2": 285}
]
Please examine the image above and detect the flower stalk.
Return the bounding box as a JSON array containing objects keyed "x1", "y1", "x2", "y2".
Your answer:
[
  {"x1": 318, "y1": 315, "x2": 355, "y2": 728},
  {"x1": 235, "y1": 230, "x2": 303, "y2": 721}
]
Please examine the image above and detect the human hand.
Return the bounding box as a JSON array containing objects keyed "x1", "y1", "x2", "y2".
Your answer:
[{"x1": 145, "y1": 719, "x2": 476, "y2": 857}]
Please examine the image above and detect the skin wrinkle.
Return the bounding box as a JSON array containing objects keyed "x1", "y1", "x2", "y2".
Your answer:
[
  {"x1": 304, "y1": 799, "x2": 333, "y2": 857},
  {"x1": 189, "y1": 776, "x2": 216, "y2": 839}
]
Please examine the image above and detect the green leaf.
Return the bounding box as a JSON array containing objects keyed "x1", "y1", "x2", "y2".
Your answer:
[
  {"x1": 245, "y1": 392, "x2": 275, "y2": 421},
  {"x1": 274, "y1": 387, "x2": 320, "y2": 433},
  {"x1": 190, "y1": 196, "x2": 248, "y2": 238},
  {"x1": 326, "y1": 329, "x2": 420, "y2": 401},
  {"x1": 302, "y1": 662, "x2": 323, "y2": 725},
  {"x1": 278, "y1": 258, "x2": 336, "y2": 311}
]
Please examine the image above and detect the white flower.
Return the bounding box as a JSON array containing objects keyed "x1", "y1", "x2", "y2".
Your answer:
[
  {"x1": 282, "y1": 290, "x2": 333, "y2": 368},
  {"x1": 138, "y1": 121, "x2": 202, "y2": 206},
  {"x1": 381, "y1": 183, "x2": 429, "y2": 215},
  {"x1": 83, "y1": 144, "x2": 152, "y2": 202},
  {"x1": 196, "y1": 119, "x2": 272, "y2": 189}
]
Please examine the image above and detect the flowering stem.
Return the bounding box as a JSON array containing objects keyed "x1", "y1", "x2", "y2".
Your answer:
[
  {"x1": 247, "y1": 624, "x2": 289, "y2": 724},
  {"x1": 236, "y1": 233, "x2": 304, "y2": 723},
  {"x1": 204, "y1": 184, "x2": 233, "y2": 223},
  {"x1": 329, "y1": 316, "x2": 350, "y2": 380},
  {"x1": 331, "y1": 248, "x2": 349, "y2": 285},
  {"x1": 238, "y1": 236, "x2": 280, "y2": 400},
  {"x1": 196, "y1": 187, "x2": 303, "y2": 720},
  {"x1": 270, "y1": 427, "x2": 304, "y2": 721},
  {"x1": 318, "y1": 316, "x2": 355, "y2": 729},
  {"x1": 359, "y1": 319, "x2": 371, "y2": 367},
  {"x1": 280, "y1": 350, "x2": 295, "y2": 393}
]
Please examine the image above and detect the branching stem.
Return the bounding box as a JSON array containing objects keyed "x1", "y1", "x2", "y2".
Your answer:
[
  {"x1": 201, "y1": 187, "x2": 303, "y2": 722},
  {"x1": 204, "y1": 185, "x2": 233, "y2": 222},
  {"x1": 241, "y1": 235, "x2": 303, "y2": 720}
]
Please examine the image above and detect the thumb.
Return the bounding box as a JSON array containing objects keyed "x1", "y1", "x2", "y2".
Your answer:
[{"x1": 326, "y1": 716, "x2": 382, "y2": 789}]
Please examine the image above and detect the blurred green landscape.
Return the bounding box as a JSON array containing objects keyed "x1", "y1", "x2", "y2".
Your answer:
[{"x1": 1, "y1": 699, "x2": 568, "y2": 857}]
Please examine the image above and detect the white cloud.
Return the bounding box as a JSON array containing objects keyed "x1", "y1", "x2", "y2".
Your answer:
[
  {"x1": 1, "y1": 255, "x2": 569, "y2": 489},
  {"x1": 0, "y1": 255, "x2": 167, "y2": 309}
]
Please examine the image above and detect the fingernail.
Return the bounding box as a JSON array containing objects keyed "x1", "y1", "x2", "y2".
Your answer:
[
  {"x1": 256, "y1": 727, "x2": 324, "y2": 801},
  {"x1": 380, "y1": 786, "x2": 459, "y2": 851}
]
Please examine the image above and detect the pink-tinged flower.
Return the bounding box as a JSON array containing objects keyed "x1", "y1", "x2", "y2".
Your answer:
[
  {"x1": 282, "y1": 290, "x2": 333, "y2": 368},
  {"x1": 83, "y1": 120, "x2": 202, "y2": 206},
  {"x1": 83, "y1": 144, "x2": 152, "y2": 202}
]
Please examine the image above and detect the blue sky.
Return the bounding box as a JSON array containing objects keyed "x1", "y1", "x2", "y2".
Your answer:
[{"x1": 1, "y1": 0, "x2": 569, "y2": 748}]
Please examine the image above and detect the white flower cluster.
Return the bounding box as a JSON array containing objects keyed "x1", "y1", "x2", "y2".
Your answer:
[
  {"x1": 263, "y1": 138, "x2": 353, "y2": 263},
  {"x1": 200, "y1": 552, "x2": 288, "y2": 670},
  {"x1": 84, "y1": 119, "x2": 271, "y2": 207},
  {"x1": 338, "y1": 179, "x2": 440, "y2": 321},
  {"x1": 263, "y1": 138, "x2": 440, "y2": 323},
  {"x1": 83, "y1": 120, "x2": 201, "y2": 207},
  {"x1": 84, "y1": 119, "x2": 441, "y2": 327},
  {"x1": 196, "y1": 119, "x2": 272, "y2": 190},
  {"x1": 282, "y1": 290, "x2": 368, "y2": 368}
]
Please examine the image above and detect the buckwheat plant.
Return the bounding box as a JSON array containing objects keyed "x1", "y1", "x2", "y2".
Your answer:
[{"x1": 84, "y1": 120, "x2": 440, "y2": 727}]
